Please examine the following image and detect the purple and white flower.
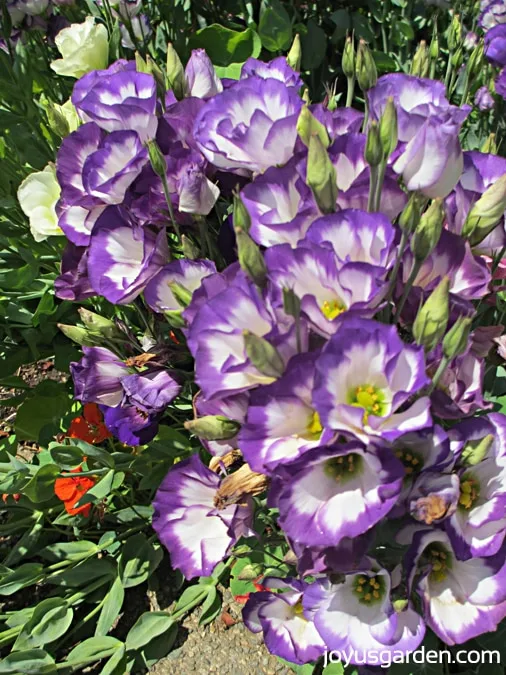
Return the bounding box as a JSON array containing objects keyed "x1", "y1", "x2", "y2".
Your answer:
[
  {"x1": 479, "y1": 0, "x2": 506, "y2": 30},
  {"x1": 152, "y1": 454, "x2": 253, "y2": 578},
  {"x1": 144, "y1": 259, "x2": 216, "y2": 314},
  {"x1": 240, "y1": 56, "x2": 303, "y2": 89},
  {"x1": 243, "y1": 578, "x2": 325, "y2": 665},
  {"x1": 194, "y1": 76, "x2": 302, "y2": 173},
  {"x1": 87, "y1": 206, "x2": 168, "y2": 304},
  {"x1": 70, "y1": 346, "x2": 129, "y2": 407},
  {"x1": 120, "y1": 15, "x2": 152, "y2": 50},
  {"x1": 408, "y1": 472, "x2": 460, "y2": 526},
  {"x1": 474, "y1": 86, "x2": 495, "y2": 111},
  {"x1": 54, "y1": 243, "x2": 95, "y2": 301},
  {"x1": 185, "y1": 49, "x2": 223, "y2": 99},
  {"x1": 313, "y1": 318, "x2": 431, "y2": 443},
  {"x1": 485, "y1": 24, "x2": 506, "y2": 67}
]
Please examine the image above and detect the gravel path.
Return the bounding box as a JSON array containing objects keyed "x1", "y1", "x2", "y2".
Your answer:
[{"x1": 151, "y1": 588, "x2": 296, "y2": 675}]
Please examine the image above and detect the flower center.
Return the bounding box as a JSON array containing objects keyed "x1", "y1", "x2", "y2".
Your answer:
[
  {"x1": 302, "y1": 410, "x2": 323, "y2": 440},
  {"x1": 425, "y1": 543, "x2": 452, "y2": 583},
  {"x1": 292, "y1": 601, "x2": 306, "y2": 618},
  {"x1": 459, "y1": 473, "x2": 480, "y2": 510},
  {"x1": 394, "y1": 449, "x2": 424, "y2": 476},
  {"x1": 323, "y1": 453, "x2": 363, "y2": 483},
  {"x1": 349, "y1": 385, "x2": 386, "y2": 422},
  {"x1": 353, "y1": 574, "x2": 386, "y2": 605},
  {"x1": 321, "y1": 299, "x2": 346, "y2": 321}
]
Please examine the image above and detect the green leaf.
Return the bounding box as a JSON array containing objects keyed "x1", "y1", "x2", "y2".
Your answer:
[
  {"x1": 100, "y1": 645, "x2": 127, "y2": 675},
  {"x1": 0, "y1": 563, "x2": 44, "y2": 596},
  {"x1": 4, "y1": 512, "x2": 44, "y2": 566},
  {"x1": 76, "y1": 468, "x2": 114, "y2": 506},
  {"x1": 259, "y1": 0, "x2": 292, "y2": 52},
  {"x1": 199, "y1": 586, "x2": 222, "y2": 626},
  {"x1": 140, "y1": 622, "x2": 178, "y2": 668},
  {"x1": 0, "y1": 649, "x2": 56, "y2": 674},
  {"x1": 96, "y1": 576, "x2": 124, "y2": 637},
  {"x1": 23, "y1": 464, "x2": 60, "y2": 503},
  {"x1": 189, "y1": 25, "x2": 261, "y2": 66},
  {"x1": 69, "y1": 439, "x2": 115, "y2": 468},
  {"x1": 13, "y1": 598, "x2": 73, "y2": 650},
  {"x1": 174, "y1": 584, "x2": 208, "y2": 612},
  {"x1": 65, "y1": 637, "x2": 123, "y2": 667},
  {"x1": 322, "y1": 663, "x2": 344, "y2": 674},
  {"x1": 40, "y1": 540, "x2": 99, "y2": 562},
  {"x1": 371, "y1": 51, "x2": 398, "y2": 73},
  {"x1": 301, "y1": 19, "x2": 326, "y2": 70},
  {"x1": 15, "y1": 381, "x2": 71, "y2": 442},
  {"x1": 119, "y1": 534, "x2": 161, "y2": 588},
  {"x1": 214, "y1": 63, "x2": 243, "y2": 79},
  {"x1": 125, "y1": 612, "x2": 173, "y2": 651},
  {"x1": 50, "y1": 558, "x2": 116, "y2": 588},
  {"x1": 49, "y1": 445, "x2": 84, "y2": 470}
]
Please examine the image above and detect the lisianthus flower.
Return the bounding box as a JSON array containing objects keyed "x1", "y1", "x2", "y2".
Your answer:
[
  {"x1": 238, "y1": 352, "x2": 328, "y2": 474},
  {"x1": 54, "y1": 462, "x2": 95, "y2": 517},
  {"x1": 445, "y1": 415, "x2": 506, "y2": 559},
  {"x1": 479, "y1": 0, "x2": 506, "y2": 30},
  {"x1": 120, "y1": 15, "x2": 151, "y2": 50},
  {"x1": 305, "y1": 209, "x2": 397, "y2": 272},
  {"x1": 313, "y1": 318, "x2": 431, "y2": 443},
  {"x1": 185, "y1": 49, "x2": 223, "y2": 99},
  {"x1": 17, "y1": 164, "x2": 63, "y2": 242},
  {"x1": 275, "y1": 441, "x2": 404, "y2": 547},
  {"x1": 406, "y1": 529, "x2": 506, "y2": 645},
  {"x1": 485, "y1": 24, "x2": 506, "y2": 66},
  {"x1": 152, "y1": 454, "x2": 253, "y2": 579},
  {"x1": 240, "y1": 156, "x2": 318, "y2": 248},
  {"x1": 265, "y1": 243, "x2": 385, "y2": 337},
  {"x1": 194, "y1": 76, "x2": 302, "y2": 173},
  {"x1": 70, "y1": 346, "x2": 129, "y2": 407},
  {"x1": 54, "y1": 242, "x2": 95, "y2": 301},
  {"x1": 289, "y1": 532, "x2": 373, "y2": 576},
  {"x1": 87, "y1": 206, "x2": 168, "y2": 304},
  {"x1": 240, "y1": 56, "x2": 303, "y2": 89},
  {"x1": 156, "y1": 98, "x2": 206, "y2": 154},
  {"x1": 304, "y1": 565, "x2": 425, "y2": 662},
  {"x1": 307, "y1": 104, "x2": 363, "y2": 141},
  {"x1": 144, "y1": 259, "x2": 216, "y2": 314},
  {"x1": 408, "y1": 472, "x2": 460, "y2": 526},
  {"x1": 67, "y1": 403, "x2": 111, "y2": 444},
  {"x1": 50, "y1": 17, "x2": 108, "y2": 79},
  {"x1": 243, "y1": 578, "x2": 325, "y2": 665},
  {"x1": 475, "y1": 86, "x2": 495, "y2": 111}
]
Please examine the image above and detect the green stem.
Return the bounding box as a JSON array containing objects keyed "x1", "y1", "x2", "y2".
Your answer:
[
  {"x1": 0, "y1": 625, "x2": 22, "y2": 649},
  {"x1": 444, "y1": 53, "x2": 453, "y2": 94},
  {"x1": 345, "y1": 76, "x2": 355, "y2": 108},
  {"x1": 428, "y1": 355, "x2": 451, "y2": 395},
  {"x1": 367, "y1": 165, "x2": 379, "y2": 212},
  {"x1": 394, "y1": 257, "x2": 423, "y2": 323},
  {"x1": 373, "y1": 161, "x2": 387, "y2": 212}
]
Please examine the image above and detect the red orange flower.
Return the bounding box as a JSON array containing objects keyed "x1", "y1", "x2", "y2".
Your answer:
[
  {"x1": 54, "y1": 463, "x2": 95, "y2": 517},
  {"x1": 67, "y1": 403, "x2": 111, "y2": 444}
]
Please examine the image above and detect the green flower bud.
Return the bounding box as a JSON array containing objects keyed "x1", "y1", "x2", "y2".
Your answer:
[
  {"x1": 461, "y1": 434, "x2": 494, "y2": 467},
  {"x1": 243, "y1": 331, "x2": 285, "y2": 379},
  {"x1": 287, "y1": 33, "x2": 302, "y2": 71},
  {"x1": 461, "y1": 173, "x2": 506, "y2": 247},
  {"x1": 135, "y1": 51, "x2": 149, "y2": 73},
  {"x1": 237, "y1": 563, "x2": 264, "y2": 580},
  {"x1": 411, "y1": 41, "x2": 430, "y2": 78},
  {"x1": 45, "y1": 100, "x2": 70, "y2": 138},
  {"x1": 365, "y1": 120, "x2": 382, "y2": 167},
  {"x1": 379, "y1": 96, "x2": 398, "y2": 160},
  {"x1": 233, "y1": 192, "x2": 251, "y2": 233},
  {"x1": 306, "y1": 134, "x2": 338, "y2": 214},
  {"x1": 481, "y1": 133, "x2": 497, "y2": 155},
  {"x1": 166, "y1": 42, "x2": 186, "y2": 100},
  {"x1": 164, "y1": 309, "x2": 186, "y2": 328},
  {"x1": 429, "y1": 26, "x2": 439, "y2": 61},
  {"x1": 442, "y1": 315, "x2": 473, "y2": 360},
  {"x1": 448, "y1": 14, "x2": 462, "y2": 51},
  {"x1": 355, "y1": 40, "x2": 377, "y2": 92},
  {"x1": 78, "y1": 308, "x2": 121, "y2": 339},
  {"x1": 302, "y1": 88, "x2": 311, "y2": 104},
  {"x1": 342, "y1": 35, "x2": 355, "y2": 79},
  {"x1": 297, "y1": 106, "x2": 330, "y2": 149},
  {"x1": 181, "y1": 234, "x2": 200, "y2": 260},
  {"x1": 451, "y1": 46, "x2": 463, "y2": 69},
  {"x1": 412, "y1": 277, "x2": 450, "y2": 352},
  {"x1": 234, "y1": 196, "x2": 266, "y2": 287},
  {"x1": 411, "y1": 199, "x2": 444, "y2": 261},
  {"x1": 398, "y1": 193, "x2": 423, "y2": 235},
  {"x1": 146, "y1": 139, "x2": 167, "y2": 179},
  {"x1": 283, "y1": 287, "x2": 301, "y2": 319},
  {"x1": 57, "y1": 324, "x2": 96, "y2": 346},
  {"x1": 146, "y1": 55, "x2": 166, "y2": 94},
  {"x1": 184, "y1": 415, "x2": 241, "y2": 440},
  {"x1": 467, "y1": 40, "x2": 484, "y2": 79},
  {"x1": 168, "y1": 281, "x2": 193, "y2": 308}
]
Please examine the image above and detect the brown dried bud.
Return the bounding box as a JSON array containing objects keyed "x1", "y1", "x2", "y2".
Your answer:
[
  {"x1": 214, "y1": 463, "x2": 269, "y2": 509},
  {"x1": 209, "y1": 450, "x2": 243, "y2": 473}
]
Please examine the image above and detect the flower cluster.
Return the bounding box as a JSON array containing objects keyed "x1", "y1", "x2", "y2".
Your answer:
[{"x1": 48, "y1": 45, "x2": 506, "y2": 668}]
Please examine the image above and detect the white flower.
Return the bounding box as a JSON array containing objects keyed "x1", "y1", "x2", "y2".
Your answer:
[
  {"x1": 17, "y1": 165, "x2": 63, "y2": 242},
  {"x1": 51, "y1": 17, "x2": 109, "y2": 79}
]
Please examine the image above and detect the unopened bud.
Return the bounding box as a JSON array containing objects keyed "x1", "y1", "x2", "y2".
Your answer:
[
  {"x1": 146, "y1": 55, "x2": 166, "y2": 95},
  {"x1": 365, "y1": 121, "x2": 382, "y2": 167},
  {"x1": 342, "y1": 35, "x2": 355, "y2": 79},
  {"x1": 448, "y1": 14, "x2": 462, "y2": 51},
  {"x1": 164, "y1": 309, "x2": 186, "y2": 328},
  {"x1": 168, "y1": 281, "x2": 193, "y2": 308},
  {"x1": 234, "y1": 195, "x2": 266, "y2": 287},
  {"x1": 481, "y1": 133, "x2": 497, "y2": 155},
  {"x1": 166, "y1": 42, "x2": 186, "y2": 100},
  {"x1": 442, "y1": 316, "x2": 473, "y2": 360},
  {"x1": 181, "y1": 235, "x2": 200, "y2": 260},
  {"x1": 283, "y1": 287, "x2": 301, "y2": 319},
  {"x1": 78, "y1": 309, "x2": 121, "y2": 340},
  {"x1": 398, "y1": 193, "x2": 423, "y2": 235},
  {"x1": 146, "y1": 139, "x2": 167, "y2": 179},
  {"x1": 451, "y1": 46, "x2": 463, "y2": 69},
  {"x1": 243, "y1": 331, "x2": 284, "y2": 378},
  {"x1": 297, "y1": 106, "x2": 330, "y2": 149},
  {"x1": 184, "y1": 415, "x2": 241, "y2": 440},
  {"x1": 287, "y1": 33, "x2": 302, "y2": 71},
  {"x1": 411, "y1": 199, "x2": 444, "y2": 261},
  {"x1": 45, "y1": 100, "x2": 70, "y2": 138},
  {"x1": 461, "y1": 434, "x2": 494, "y2": 467},
  {"x1": 306, "y1": 134, "x2": 337, "y2": 214},
  {"x1": 355, "y1": 40, "x2": 377, "y2": 92},
  {"x1": 411, "y1": 41, "x2": 430, "y2": 78},
  {"x1": 57, "y1": 324, "x2": 96, "y2": 346},
  {"x1": 135, "y1": 51, "x2": 149, "y2": 73},
  {"x1": 467, "y1": 40, "x2": 484, "y2": 78},
  {"x1": 379, "y1": 97, "x2": 398, "y2": 159},
  {"x1": 462, "y1": 173, "x2": 506, "y2": 246},
  {"x1": 412, "y1": 277, "x2": 450, "y2": 352},
  {"x1": 237, "y1": 563, "x2": 264, "y2": 580},
  {"x1": 302, "y1": 88, "x2": 310, "y2": 104},
  {"x1": 429, "y1": 26, "x2": 439, "y2": 61}
]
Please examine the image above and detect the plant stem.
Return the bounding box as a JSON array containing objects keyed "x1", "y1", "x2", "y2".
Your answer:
[
  {"x1": 368, "y1": 165, "x2": 379, "y2": 212},
  {"x1": 428, "y1": 355, "x2": 451, "y2": 394},
  {"x1": 394, "y1": 257, "x2": 423, "y2": 323},
  {"x1": 346, "y1": 76, "x2": 355, "y2": 108}
]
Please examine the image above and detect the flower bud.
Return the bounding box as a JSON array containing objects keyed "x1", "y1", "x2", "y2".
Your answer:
[
  {"x1": 57, "y1": 324, "x2": 96, "y2": 346},
  {"x1": 306, "y1": 134, "x2": 338, "y2": 214},
  {"x1": 442, "y1": 316, "x2": 473, "y2": 360},
  {"x1": 412, "y1": 277, "x2": 450, "y2": 352},
  {"x1": 429, "y1": 26, "x2": 439, "y2": 61},
  {"x1": 287, "y1": 33, "x2": 302, "y2": 71},
  {"x1": 166, "y1": 42, "x2": 186, "y2": 100},
  {"x1": 448, "y1": 14, "x2": 462, "y2": 51},
  {"x1": 342, "y1": 35, "x2": 355, "y2": 79},
  {"x1": 297, "y1": 106, "x2": 330, "y2": 149},
  {"x1": 411, "y1": 199, "x2": 444, "y2": 261},
  {"x1": 164, "y1": 309, "x2": 185, "y2": 328},
  {"x1": 78, "y1": 308, "x2": 122, "y2": 340},
  {"x1": 45, "y1": 99, "x2": 70, "y2": 138},
  {"x1": 467, "y1": 40, "x2": 484, "y2": 79},
  {"x1": 184, "y1": 415, "x2": 241, "y2": 440},
  {"x1": 398, "y1": 193, "x2": 423, "y2": 235},
  {"x1": 461, "y1": 173, "x2": 506, "y2": 246},
  {"x1": 461, "y1": 434, "x2": 494, "y2": 467},
  {"x1": 234, "y1": 196, "x2": 266, "y2": 287},
  {"x1": 379, "y1": 96, "x2": 398, "y2": 159},
  {"x1": 146, "y1": 55, "x2": 166, "y2": 96},
  {"x1": 181, "y1": 234, "x2": 200, "y2": 260},
  {"x1": 451, "y1": 46, "x2": 463, "y2": 69},
  {"x1": 481, "y1": 133, "x2": 497, "y2": 155},
  {"x1": 411, "y1": 41, "x2": 430, "y2": 78},
  {"x1": 365, "y1": 120, "x2": 382, "y2": 167},
  {"x1": 135, "y1": 51, "x2": 149, "y2": 73},
  {"x1": 168, "y1": 281, "x2": 193, "y2": 308},
  {"x1": 355, "y1": 40, "x2": 377, "y2": 92},
  {"x1": 243, "y1": 331, "x2": 284, "y2": 378},
  {"x1": 146, "y1": 139, "x2": 167, "y2": 179},
  {"x1": 283, "y1": 287, "x2": 301, "y2": 319}
]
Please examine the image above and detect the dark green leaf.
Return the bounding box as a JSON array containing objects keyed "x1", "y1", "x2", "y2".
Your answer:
[
  {"x1": 125, "y1": 612, "x2": 174, "y2": 651},
  {"x1": 119, "y1": 534, "x2": 161, "y2": 588},
  {"x1": 49, "y1": 445, "x2": 84, "y2": 470},
  {"x1": 23, "y1": 464, "x2": 60, "y2": 503},
  {"x1": 65, "y1": 636, "x2": 123, "y2": 667},
  {"x1": 0, "y1": 563, "x2": 44, "y2": 596},
  {"x1": 13, "y1": 598, "x2": 73, "y2": 650},
  {"x1": 301, "y1": 19, "x2": 326, "y2": 70},
  {"x1": 96, "y1": 576, "x2": 124, "y2": 636},
  {"x1": 0, "y1": 649, "x2": 56, "y2": 675},
  {"x1": 259, "y1": 0, "x2": 292, "y2": 52},
  {"x1": 189, "y1": 25, "x2": 261, "y2": 66}
]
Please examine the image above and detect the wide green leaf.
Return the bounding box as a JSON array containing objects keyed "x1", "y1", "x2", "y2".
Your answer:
[
  {"x1": 119, "y1": 534, "x2": 161, "y2": 588},
  {"x1": 125, "y1": 612, "x2": 173, "y2": 651},
  {"x1": 0, "y1": 563, "x2": 44, "y2": 596},
  {"x1": 189, "y1": 25, "x2": 261, "y2": 66},
  {"x1": 259, "y1": 0, "x2": 292, "y2": 52},
  {"x1": 23, "y1": 464, "x2": 60, "y2": 503},
  {"x1": 95, "y1": 576, "x2": 124, "y2": 636},
  {"x1": 13, "y1": 598, "x2": 73, "y2": 650},
  {"x1": 65, "y1": 636, "x2": 123, "y2": 667},
  {"x1": 0, "y1": 649, "x2": 56, "y2": 674}
]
